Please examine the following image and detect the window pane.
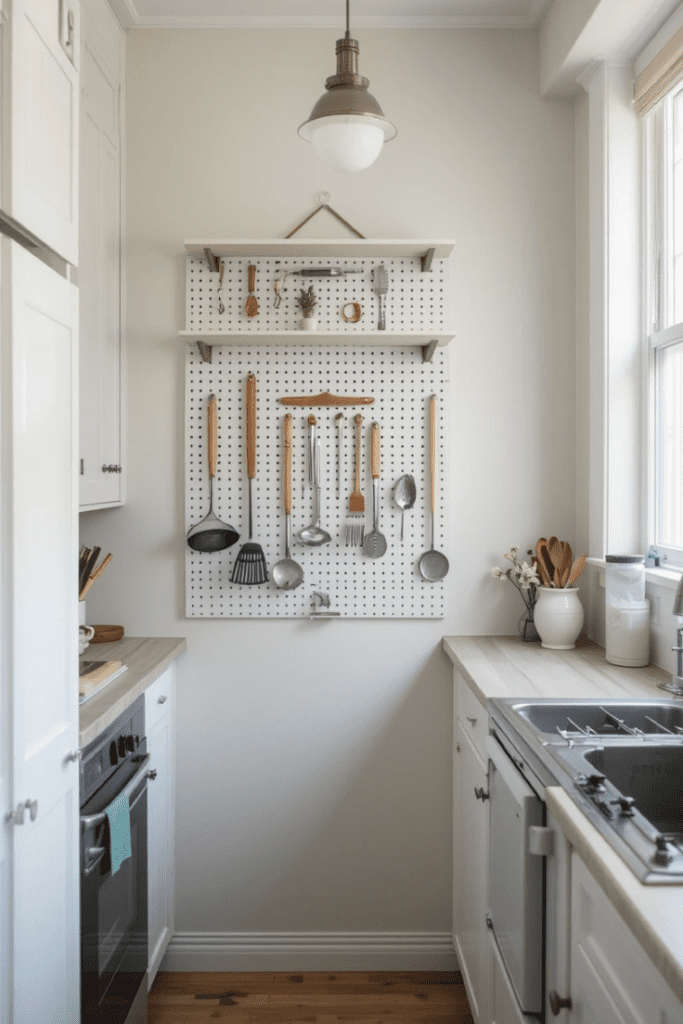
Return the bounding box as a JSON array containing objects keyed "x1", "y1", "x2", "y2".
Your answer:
[{"x1": 656, "y1": 341, "x2": 683, "y2": 548}]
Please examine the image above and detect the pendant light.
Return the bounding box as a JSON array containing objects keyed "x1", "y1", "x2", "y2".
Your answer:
[{"x1": 298, "y1": 0, "x2": 397, "y2": 174}]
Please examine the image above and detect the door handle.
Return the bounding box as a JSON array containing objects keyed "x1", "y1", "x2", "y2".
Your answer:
[
  {"x1": 6, "y1": 799, "x2": 38, "y2": 824},
  {"x1": 474, "y1": 787, "x2": 489, "y2": 801}
]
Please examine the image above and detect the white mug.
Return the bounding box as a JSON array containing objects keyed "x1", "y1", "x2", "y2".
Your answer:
[{"x1": 79, "y1": 624, "x2": 95, "y2": 656}]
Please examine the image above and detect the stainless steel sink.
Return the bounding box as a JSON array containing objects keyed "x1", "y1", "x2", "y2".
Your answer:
[
  {"x1": 509, "y1": 699, "x2": 683, "y2": 740},
  {"x1": 582, "y1": 745, "x2": 683, "y2": 835},
  {"x1": 489, "y1": 696, "x2": 683, "y2": 882}
]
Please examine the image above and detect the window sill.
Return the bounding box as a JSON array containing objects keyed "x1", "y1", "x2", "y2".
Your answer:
[{"x1": 586, "y1": 557, "x2": 683, "y2": 590}]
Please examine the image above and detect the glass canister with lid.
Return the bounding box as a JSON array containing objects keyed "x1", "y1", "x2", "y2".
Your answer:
[{"x1": 605, "y1": 555, "x2": 649, "y2": 667}]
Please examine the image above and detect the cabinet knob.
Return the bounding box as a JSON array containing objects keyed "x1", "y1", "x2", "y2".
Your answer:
[
  {"x1": 6, "y1": 799, "x2": 38, "y2": 825},
  {"x1": 466, "y1": 716, "x2": 478, "y2": 726},
  {"x1": 65, "y1": 750, "x2": 82, "y2": 763},
  {"x1": 548, "y1": 991, "x2": 572, "y2": 1016},
  {"x1": 158, "y1": 695, "x2": 168, "y2": 704},
  {"x1": 474, "y1": 787, "x2": 489, "y2": 801},
  {"x1": 147, "y1": 769, "x2": 158, "y2": 781}
]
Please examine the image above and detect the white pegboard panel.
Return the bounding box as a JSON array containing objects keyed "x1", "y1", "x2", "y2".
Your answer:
[
  {"x1": 186, "y1": 255, "x2": 447, "y2": 334},
  {"x1": 185, "y1": 343, "x2": 448, "y2": 619}
]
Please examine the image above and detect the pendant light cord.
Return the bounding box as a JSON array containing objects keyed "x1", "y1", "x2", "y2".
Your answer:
[{"x1": 345, "y1": 0, "x2": 350, "y2": 38}]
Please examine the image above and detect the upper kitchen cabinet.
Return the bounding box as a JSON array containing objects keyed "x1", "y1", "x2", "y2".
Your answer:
[
  {"x1": 79, "y1": 0, "x2": 124, "y2": 509},
  {"x1": 4, "y1": 0, "x2": 80, "y2": 265}
]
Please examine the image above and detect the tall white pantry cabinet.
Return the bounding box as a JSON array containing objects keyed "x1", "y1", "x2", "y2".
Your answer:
[{"x1": 1, "y1": 1, "x2": 81, "y2": 1022}]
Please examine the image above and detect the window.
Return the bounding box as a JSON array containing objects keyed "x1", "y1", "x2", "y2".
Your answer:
[{"x1": 646, "y1": 82, "x2": 683, "y2": 566}]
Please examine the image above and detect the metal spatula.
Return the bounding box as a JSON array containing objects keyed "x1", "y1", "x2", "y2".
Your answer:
[{"x1": 373, "y1": 264, "x2": 388, "y2": 330}]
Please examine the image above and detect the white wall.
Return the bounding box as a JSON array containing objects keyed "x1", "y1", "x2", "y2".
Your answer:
[{"x1": 81, "y1": 27, "x2": 575, "y2": 940}]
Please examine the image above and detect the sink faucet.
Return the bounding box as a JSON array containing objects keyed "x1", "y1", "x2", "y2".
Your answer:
[{"x1": 659, "y1": 574, "x2": 683, "y2": 695}]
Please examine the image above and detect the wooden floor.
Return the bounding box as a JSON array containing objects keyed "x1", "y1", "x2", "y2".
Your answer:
[{"x1": 148, "y1": 971, "x2": 474, "y2": 1024}]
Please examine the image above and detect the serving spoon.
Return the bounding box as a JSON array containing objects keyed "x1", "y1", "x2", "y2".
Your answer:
[{"x1": 393, "y1": 473, "x2": 416, "y2": 541}]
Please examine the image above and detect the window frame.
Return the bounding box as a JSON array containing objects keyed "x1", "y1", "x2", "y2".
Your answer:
[{"x1": 646, "y1": 86, "x2": 683, "y2": 569}]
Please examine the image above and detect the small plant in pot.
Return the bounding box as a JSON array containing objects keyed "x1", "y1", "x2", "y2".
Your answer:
[{"x1": 295, "y1": 285, "x2": 317, "y2": 331}]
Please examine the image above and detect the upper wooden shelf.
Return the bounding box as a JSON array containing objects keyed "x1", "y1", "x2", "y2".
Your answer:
[{"x1": 184, "y1": 238, "x2": 456, "y2": 263}]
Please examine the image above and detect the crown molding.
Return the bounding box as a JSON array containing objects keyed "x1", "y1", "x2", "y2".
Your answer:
[
  {"x1": 132, "y1": 14, "x2": 536, "y2": 30},
  {"x1": 107, "y1": 0, "x2": 140, "y2": 30}
]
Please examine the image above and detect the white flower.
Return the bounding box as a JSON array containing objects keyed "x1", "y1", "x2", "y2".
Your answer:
[
  {"x1": 504, "y1": 546, "x2": 520, "y2": 562},
  {"x1": 491, "y1": 567, "x2": 506, "y2": 578}
]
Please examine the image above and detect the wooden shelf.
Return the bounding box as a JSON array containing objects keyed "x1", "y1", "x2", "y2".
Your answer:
[
  {"x1": 179, "y1": 330, "x2": 455, "y2": 364},
  {"x1": 184, "y1": 238, "x2": 456, "y2": 262}
]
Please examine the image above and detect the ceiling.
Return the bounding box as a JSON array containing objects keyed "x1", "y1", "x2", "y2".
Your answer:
[{"x1": 109, "y1": 0, "x2": 551, "y2": 30}]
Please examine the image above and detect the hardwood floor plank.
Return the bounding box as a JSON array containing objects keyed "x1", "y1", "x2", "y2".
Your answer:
[{"x1": 148, "y1": 971, "x2": 473, "y2": 1024}]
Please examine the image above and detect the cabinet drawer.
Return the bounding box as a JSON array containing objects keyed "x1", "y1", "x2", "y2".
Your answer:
[
  {"x1": 457, "y1": 675, "x2": 488, "y2": 761},
  {"x1": 145, "y1": 666, "x2": 174, "y2": 731}
]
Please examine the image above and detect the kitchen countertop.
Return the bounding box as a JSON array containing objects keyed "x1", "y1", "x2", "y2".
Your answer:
[
  {"x1": 79, "y1": 636, "x2": 186, "y2": 747},
  {"x1": 443, "y1": 635, "x2": 683, "y2": 1002},
  {"x1": 442, "y1": 635, "x2": 671, "y2": 705}
]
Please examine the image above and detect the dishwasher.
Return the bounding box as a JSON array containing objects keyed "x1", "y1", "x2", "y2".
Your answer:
[{"x1": 485, "y1": 709, "x2": 573, "y2": 1023}]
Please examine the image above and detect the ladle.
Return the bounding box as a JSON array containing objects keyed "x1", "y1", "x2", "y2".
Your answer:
[
  {"x1": 393, "y1": 473, "x2": 416, "y2": 541},
  {"x1": 299, "y1": 440, "x2": 331, "y2": 546},
  {"x1": 187, "y1": 394, "x2": 239, "y2": 552},
  {"x1": 272, "y1": 414, "x2": 304, "y2": 589},
  {"x1": 418, "y1": 395, "x2": 449, "y2": 582}
]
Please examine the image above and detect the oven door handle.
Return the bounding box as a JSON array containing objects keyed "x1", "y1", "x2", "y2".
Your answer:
[{"x1": 80, "y1": 753, "x2": 152, "y2": 832}]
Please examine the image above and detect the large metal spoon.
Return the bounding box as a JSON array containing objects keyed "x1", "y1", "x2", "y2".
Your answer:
[
  {"x1": 418, "y1": 395, "x2": 449, "y2": 582},
  {"x1": 299, "y1": 440, "x2": 332, "y2": 546},
  {"x1": 272, "y1": 414, "x2": 304, "y2": 590},
  {"x1": 393, "y1": 473, "x2": 416, "y2": 542}
]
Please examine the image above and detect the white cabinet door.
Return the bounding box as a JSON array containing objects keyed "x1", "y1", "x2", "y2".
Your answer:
[
  {"x1": 79, "y1": 1, "x2": 122, "y2": 507},
  {"x1": 9, "y1": 0, "x2": 80, "y2": 264},
  {"x1": 146, "y1": 668, "x2": 175, "y2": 986},
  {"x1": 453, "y1": 720, "x2": 489, "y2": 1024},
  {"x1": 7, "y1": 240, "x2": 80, "y2": 1023},
  {"x1": 569, "y1": 854, "x2": 683, "y2": 1024}
]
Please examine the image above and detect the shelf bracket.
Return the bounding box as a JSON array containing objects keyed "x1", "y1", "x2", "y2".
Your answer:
[
  {"x1": 203, "y1": 247, "x2": 220, "y2": 273},
  {"x1": 420, "y1": 248, "x2": 435, "y2": 272},
  {"x1": 422, "y1": 340, "x2": 438, "y2": 364},
  {"x1": 196, "y1": 341, "x2": 212, "y2": 364}
]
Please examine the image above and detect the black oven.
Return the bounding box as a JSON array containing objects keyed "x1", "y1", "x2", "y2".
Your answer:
[{"x1": 80, "y1": 696, "x2": 151, "y2": 1024}]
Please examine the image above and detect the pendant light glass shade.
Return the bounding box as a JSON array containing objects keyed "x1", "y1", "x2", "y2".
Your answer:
[{"x1": 298, "y1": 3, "x2": 396, "y2": 173}]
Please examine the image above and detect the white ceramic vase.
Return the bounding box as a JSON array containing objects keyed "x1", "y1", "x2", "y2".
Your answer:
[
  {"x1": 300, "y1": 317, "x2": 317, "y2": 331},
  {"x1": 534, "y1": 587, "x2": 584, "y2": 650}
]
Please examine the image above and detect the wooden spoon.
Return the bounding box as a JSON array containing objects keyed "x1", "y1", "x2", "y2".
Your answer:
[
  {"x1": 534, "y1": 552, "x2": 552, "y2": 587},
  {"x1": 245, "y1": 264, "x2": 258, "y2": 317},
  {"x1": 566, "y1": 554, "x2": 586, "y2": 588},
  {"x1": 539, "y1": 541, "x2": 556, "y2": 586}
]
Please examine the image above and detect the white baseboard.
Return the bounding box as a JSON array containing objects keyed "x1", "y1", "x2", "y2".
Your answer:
[{"x1": 162, "y1": 931, "x2": 457, "y2": 972}]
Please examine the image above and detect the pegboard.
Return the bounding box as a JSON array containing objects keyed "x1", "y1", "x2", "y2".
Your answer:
[
  {"x1": 185, "y1": 343, "x2": 448, "y2": 619},
  {"x1": 186, "y1": 255, "x2": 447, "y2": 333}
]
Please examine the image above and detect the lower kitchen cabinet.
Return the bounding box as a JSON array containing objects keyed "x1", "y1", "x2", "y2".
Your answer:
[
  {"x1": 453, "y1": 713, "x2": 489, "y2": 1024},
  {"x1": 146, "y1": 666, "x2": 176, "y2": 986},
  {"x1": 569, "y1": 854, "x2": 683, "y2": 1024}
]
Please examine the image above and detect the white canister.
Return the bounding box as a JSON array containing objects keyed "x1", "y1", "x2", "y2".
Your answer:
[
  {"x1": 534, "y1": 587, "x2": 584, "y2": 650},
  {"x1": 605, "y1": 555, "x2": 649, "y2": 667}
]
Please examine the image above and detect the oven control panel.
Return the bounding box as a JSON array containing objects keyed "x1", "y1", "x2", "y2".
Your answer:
[{"x1": 81, "y1": 697, "x2": 145, "y2": 805}]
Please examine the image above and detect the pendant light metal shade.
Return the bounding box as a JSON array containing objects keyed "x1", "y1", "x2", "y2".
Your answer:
[{"x1": 298, "y1": 5, "x2": 396, "y2": 173}]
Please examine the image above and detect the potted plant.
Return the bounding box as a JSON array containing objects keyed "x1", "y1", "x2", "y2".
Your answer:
[{"x1": 295, "y1": 285, "x2": 318, "y2": 331}]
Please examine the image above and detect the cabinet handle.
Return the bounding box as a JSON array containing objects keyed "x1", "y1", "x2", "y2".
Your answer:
[
  {"x1": 548, "y1": 991, "x2": 572, "y2": 1016},
  {"x1": 474, "y1": 787, "x2": 489, "y2": 801},
  {"x1": 6, "y1": 799, "x2": 38, "y2": 825},
  {"x1": 65, "y1": 750, "x2": 82, "y2": 763},
  {"x1": 147, "y1": 769, "x2": 158, "y2": 781},
  {"x1": 466, "y1": 716, "x2": 477, "y2": 726},
  {"x1": 102, "y1": 464, "x2": 122, "y2": 474},
  {"x1": 158, "y1": 695, "x2": 168, "y2": 704}
]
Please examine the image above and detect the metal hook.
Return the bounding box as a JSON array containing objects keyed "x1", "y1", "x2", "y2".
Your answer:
[{"x1": 319, "y1": 191, "x2": 331, "y2": 207}]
